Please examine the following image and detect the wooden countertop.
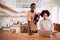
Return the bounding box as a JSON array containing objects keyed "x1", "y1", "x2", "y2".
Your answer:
[
  {"x1": 0, "y1": 30, "x2": 60, "y2": 40},
  {"x1": 0, "y1": 31, "x2": 50, "y2": 40}
]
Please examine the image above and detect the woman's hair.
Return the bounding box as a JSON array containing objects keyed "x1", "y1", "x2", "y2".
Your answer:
[{"x1": 41, "y1": 10, "x2": 50, "y2": 17}]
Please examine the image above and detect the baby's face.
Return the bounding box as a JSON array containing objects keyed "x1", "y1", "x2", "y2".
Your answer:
[{"x1": 38, "y1": 13, "x2": 40, "y2": 18}]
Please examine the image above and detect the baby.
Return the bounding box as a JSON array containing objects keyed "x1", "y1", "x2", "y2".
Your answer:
[{"x1": 34, "y1": 13, "x2": 40, "y2": 24}]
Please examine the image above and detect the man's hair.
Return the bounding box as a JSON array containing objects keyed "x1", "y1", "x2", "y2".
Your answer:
[{"x1": 31, "y1": 3, "x2": 36, "y2": 6}]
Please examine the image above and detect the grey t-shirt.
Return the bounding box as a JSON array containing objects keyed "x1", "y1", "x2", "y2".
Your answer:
[{"x1": 40, "y1": 19, "x2": 54, "y2": 31}]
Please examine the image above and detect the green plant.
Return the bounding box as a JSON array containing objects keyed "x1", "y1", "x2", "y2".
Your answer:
[{"x1": 2, "y1": 26, "x2": 6, "y2": 29}]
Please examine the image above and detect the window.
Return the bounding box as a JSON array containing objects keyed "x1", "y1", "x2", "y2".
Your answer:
[{"x1": 16, "y1": 0, "x2": 40, "y2": 8}]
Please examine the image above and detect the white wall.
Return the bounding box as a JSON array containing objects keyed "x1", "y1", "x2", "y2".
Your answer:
[
  {"x1": 0, "y1": 0, "x2": 60, "y2": 29},
  {"x1": 57, "y1": 6, "x2": 60, "y2": 23}
]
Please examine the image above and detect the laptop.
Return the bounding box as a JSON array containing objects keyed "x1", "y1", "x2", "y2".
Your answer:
[{"x1": 39, "y1": 30, "x2": 51, "y2": 38}]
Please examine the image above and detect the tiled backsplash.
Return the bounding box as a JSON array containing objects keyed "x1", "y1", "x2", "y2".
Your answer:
[{"x1": 0, "y1": 17, "x2": 28, "y2": 27}]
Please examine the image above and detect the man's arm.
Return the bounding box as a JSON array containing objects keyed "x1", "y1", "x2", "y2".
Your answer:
[
  {"x1": 27, "y1": 12, "x2": 32, "y2": 35},
  {"x1": 28, "y1": 21, "x2": 32, "y2": 35}
]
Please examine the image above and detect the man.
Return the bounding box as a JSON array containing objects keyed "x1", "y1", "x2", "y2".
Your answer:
[{"x1": 27, "y1": 3, "x2": 40, "y2": 35}]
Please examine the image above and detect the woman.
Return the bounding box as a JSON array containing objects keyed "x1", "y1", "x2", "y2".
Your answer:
[
  {"x1": 40, "y1": 10, "x2": 54, "y2": 31},
  {"x1": 39, "y1": 10, "x2": 54, "y2": 37}
]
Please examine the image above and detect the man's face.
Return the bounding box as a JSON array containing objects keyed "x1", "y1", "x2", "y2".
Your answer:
[{"x1": 31, "y1": 5, "x2": 36, "y2": 11}]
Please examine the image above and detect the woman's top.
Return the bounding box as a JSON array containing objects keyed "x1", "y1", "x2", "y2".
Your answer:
[{"x1": 40, "y1": 19, "x2": 54, "y2": 31}]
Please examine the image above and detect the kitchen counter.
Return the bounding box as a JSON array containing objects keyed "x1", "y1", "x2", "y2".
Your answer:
[
  {"x1": 0, "y1": 30, "x2": 60, "y2": 40},
  {"x1": 0, "y1": 30, "x2": 50, "y2": 40}
]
